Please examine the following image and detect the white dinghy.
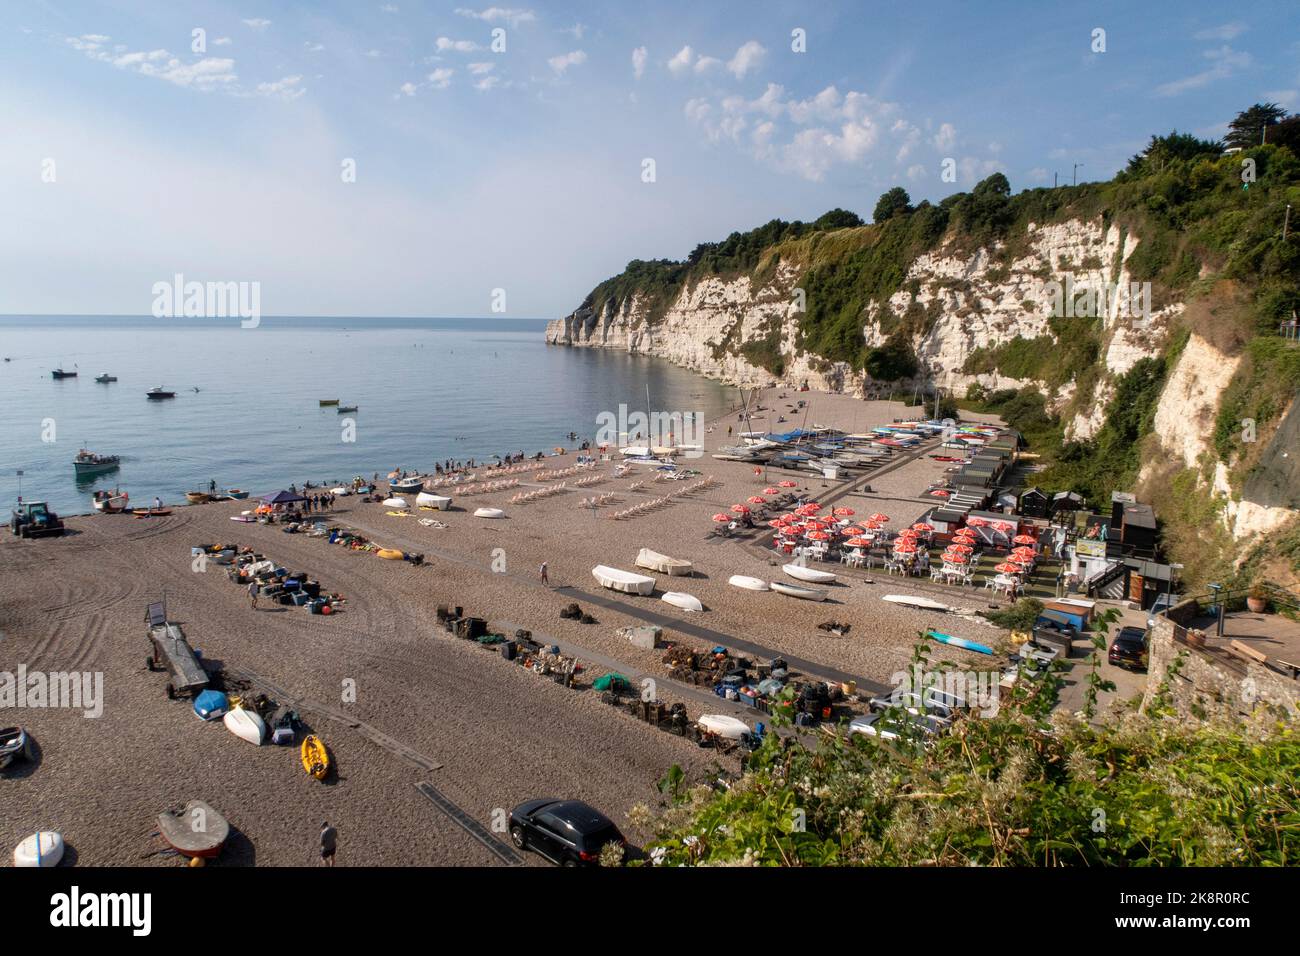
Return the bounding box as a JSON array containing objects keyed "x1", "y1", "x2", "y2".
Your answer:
[
  {"x1": 473, "y1": 507, "x2": 505, "y2": 519},
  {"x1": 728, "y1": 575, "x2": 770, "y2": 591},
  {"x1": 382, "y1": 497, "x2": 407, "y2": 508},
  {"x1": 591, "y1": 565, "x2": 656, "y2": 596},
  {"x1": 635, "y1": 548, "x2": 693, "y2": 576},
  {"x1": 661, "y1": 591, "x2": 704, "y2": 612},
  {"x1": 783, "y1": 563, "x2": 838, "y2": 584},
  {"x1": 881, "y1": 594, "x2": 950, "y2": 612},
  {"x1": 13, "y1": 831, "x2": 64, "y2": 867},
  {"x1": 771, "y1": 580, "x2": 828, "y2": 602},
  {"x1": 416, "y1": 492, "x2": 452, "y2": 510},
  {"x1": 698, "y1": 714, "x2": 752, "y2": 740},
  {"x1": 223, "y1": 707, "x2": 266, "y2": 746}
]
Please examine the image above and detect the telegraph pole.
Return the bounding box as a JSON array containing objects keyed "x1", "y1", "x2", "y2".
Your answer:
[{"x1": 1073, "y1": 162, "x2": 1084, "y2": 186}]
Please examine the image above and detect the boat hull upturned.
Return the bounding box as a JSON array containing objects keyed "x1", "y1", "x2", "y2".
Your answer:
[
  {"x1": 591, "y1": 565, "x2": 656, "y2": 595},
  {"x1": 728, "y1": 575, "x2": 770, "y2": 591},
  {"x1": 882, "y1": 594, "x2": 950, "y2": 612},
  {"x1": 223, "y1": 707, "x2": 266, "y2": 745},
  {"x1": 157, "y1": 800, "x2": 229, "y2": 858},
  {"x1": 635, "y1": 548, "x2": 693, "y2": 576},
  {"x1": 782, "y1": 563, "x2": 837, "y2": 584},
  {"x1": 473, "y1": 507, "x2": 505, "y2": 519},
  {"x1": 13, "y1": 831, "x2": 64, "y2": 867},
  {"x1": 770, "y1": 581, "x2": 828, "y2": 602},
  {"x1": 416, "y1": 492, "x2": 452, "y2": 510},
  {"x1": 661, "y1": 591, "x2": 704, "y2": 612}
]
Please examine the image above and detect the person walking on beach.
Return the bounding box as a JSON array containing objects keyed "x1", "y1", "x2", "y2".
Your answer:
[
  {"x1": 248, "y1": 579, "x2": 259, "y2": 609},
  {"x1": 319, "y1": 821, "x2": 337, "y2": 867},
  {"x1": 540, "y1": 561, "x2": 549, "y2": 586}
]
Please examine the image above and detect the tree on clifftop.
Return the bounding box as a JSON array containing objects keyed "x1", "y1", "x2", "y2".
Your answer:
[
  {"x1": 1226, "y1": 102, "x2": 1289, "y2": 149},
  {"x1": 813, "y1": 208, "x2": 865, "y2": 230},
  {"x1": 873, "y1": 187, "x2": 913, "y2": 223}
]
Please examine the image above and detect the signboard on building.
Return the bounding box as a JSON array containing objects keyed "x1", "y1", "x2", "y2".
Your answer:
[{"x1": 1076, "y1": 539, "x2": 1107, "y2": 559}]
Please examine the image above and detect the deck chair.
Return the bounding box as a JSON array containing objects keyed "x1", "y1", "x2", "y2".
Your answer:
[{"x1": 145, "y1": 600, "x2": 167, "y2": 627}]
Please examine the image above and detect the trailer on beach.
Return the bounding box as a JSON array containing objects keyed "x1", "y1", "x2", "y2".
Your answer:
[{"x1": 144, "y1": 601, "x2": 210, "y2": 700}]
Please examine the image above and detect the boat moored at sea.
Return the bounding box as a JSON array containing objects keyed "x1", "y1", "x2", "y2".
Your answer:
[
  {"x1": 73, "y1": 449, "x2": 120, "y2": 477},
  {"x1": 94, "y1": 373, "x2": 117, "y2": 383},
  {"x1": 319, "y1": 399, "x2": 339, "y2": 406},
  {"x1": 146, "y1": 386, "x2": 176, "y2": 400},
  {"x1": 92, "y1": 489, "x2": 130, "y2": 512},
  {"x1": 51, "y1": 368, "x2": 76, "y2": 379}
]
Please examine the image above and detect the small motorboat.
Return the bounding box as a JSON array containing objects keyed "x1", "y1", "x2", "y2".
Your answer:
[
  {"x1": 337, "y1": 405, "x2": 358, "y2": 413},
  {"x1": 223, "y1": 707, "x2": 266, "y2": 745},
  {"x1": 389, "y1": 476, "x2": 425, "y2": 495},
  {"x1": 73, "y1": 449, "x2": 120, "y2": 477},
  {"x1": 185, "y1": 492, "x2": 211, "y2": 504},
  {"x1": 416, "y1": 492, "x2": 451, "y2": 510},
  {"x1": 51, "y1": 368, "x2": 77, "y2": 379},
  {"x1": 592, "y1": 565, "x2": 656, "y2": 595},
  {"x1": 13, "y1": 831, "x2": 64, "y2": 867},
  {"x1": 92, "y1": 489, "x2": 130, "y2": 513},
  {"x1": 319, "y1": 399, "x2": 340, "y2": 406},
  {"x1": 728, "y1": 574, "x2": 770, "y2": 591},
  {"x1": 783, "y1": 563, "x2": 837, "y2": 584},
  {"x1": 157, "y1": 800, "x2": 229, "y2": 859},
  {"x1": 146, "y1": 386, "x2": 176, "y2": 399},
  {"x1": 0, "y1": 726, "x2": 33, "y2": 770},
  {"x1": 882, "y1": 594, "x2": 950, "y2": 612},
  {"x1": 635, "y1": 548, "x2": 693, "y2": 576},
  {"x1": 770, "y1": 580, "x2": 828, "y2": 602},
  {"x1": 661, "y1": 591, "x2": 704, "y2": 612},
  {"x1": 474, "y1": 507, "x2": 505, "y2": 519},
  {"x1": 192, "y1": 689, "x2": 229, "y2": 721},
  {"x1": 301, "y1": 735, "x2": 329, "y2": 780},
  {"x1": 224, "y1": 489, "x2": 249, "y2": 500},
  {"x1": 94, "y1": 373, "x2": 117, "y2": 383}
]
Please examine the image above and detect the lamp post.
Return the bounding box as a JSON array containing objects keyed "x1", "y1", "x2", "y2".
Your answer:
[{"x1": 1073, "y1": 163, "x2": 1084, "y2": 186}]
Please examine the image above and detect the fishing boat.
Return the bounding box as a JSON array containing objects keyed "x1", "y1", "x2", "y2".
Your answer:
[
  {"x1": 132, "y1": 508, "x2": 172, "y2": 518},
  {"x1": 223, "y1": 707, "x2": 266, "y2": 745},
  {"x1": 882, "y1": 594, "x2": 950, "y2": 612},
  {"x1": 728, "y1": 574, "x2": 770, "y2": 591},
  {"x1": 13, "y1": 831, "x2": 64, "y2": 868},
  {"x1": 185, "y1": 492, "x2": 212, "y2": 504},
  {"x1": 635, "y1": 548, "x2": 693, "y2": 576},
  {"x1": 94, "y1": 373, "x2": 117, "y2": 383},
  {"x1": 319, "y1": 399, "x2": 339, "y2": 406},
  {"x1": 661, "y1": 591, "x2": 704, "y2": 612},
  {"x1": 389, "y1": 476, "x2": 425, "y2": 494},
  {"x1": 301, "y1": 735, "x2": 330, "y2": 780},
  {"x1": 51, "y1": 368, "x2": 76, "y2": 379},
  {"x1": 146, "y1": 386, "x2": 176, "y2": 400},
  {"x1": 928, "y1": 630, "x2": 994, "y2": 655},
  {"x1": 337, "y1": 405, "x2": 358, "y2": 413},
  {"x1": 591, "y1": 565, "x2": 656, "y2": 595},
  {"x1": 73, "y1": 449, "x2": 120, "y2": 477},
  {"x1": 91, "y1": 489, "x2": 130, "y2": 512},
  {"x1": 770, "y1": 580, "x2": 828, "y2": 602},
  {"x1": 782, "y1": 563, "x2": 837, "y2": 584},
  {"x1": 416, "y1": 491, "x2": 452, "y2": 510},
  {"x1": 157, "y1": 800, "x2": 230, "y2": 859}
]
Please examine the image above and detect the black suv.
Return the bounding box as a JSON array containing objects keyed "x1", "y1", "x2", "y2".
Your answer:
[
  {"x1": 508, "y1": 799, "x2": 625, "y2": 866},
  {"x1": 1108, "y1": 626, "x2": 1149, "y2": 670}
]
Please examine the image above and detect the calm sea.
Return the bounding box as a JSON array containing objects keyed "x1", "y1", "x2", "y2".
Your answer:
[{"x1": 0, "y1": 316, "x2": 737, "y2": 514}]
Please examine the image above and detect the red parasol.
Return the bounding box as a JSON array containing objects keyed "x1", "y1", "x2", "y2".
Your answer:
[
  {"x1": 995, "y1": 562, "x2": 1020, "y2": 574},
  {"x1": 731, "y1": 504, "x2": 750, "y2": 514},
  {"x1": 894, "y1": 541, "x2": 918, "y2": 553},
  {"x1": 912, "y1": 523, "x2": 934, "y2": 532},
  {"x1": 965, "y1": 516, "x2": 988, "y2": 527},
  {"x1": 868, "y1": 513, "x2": 890, "y2": 523},
  {"x1": 842, "y1": 525, "x2": 866, "y2": 536},
  {"x1": 846, "y1": 536, "x2": 871, "y2": 547},
  {"x1": 942, "y1": 553, "x2": 969, "y2": 564},
  {"x1": 712, "y1": 513, "x2": 731, "y2": 522},
  {"x1": 1012, "y1": 534, "x2": 1037, "y2": 545},
  {"x1": 833, "y1": 507, "x2": 855, "y2": 516},
  {"x1": 763, "y1": 487, "x2": 781, "y2": 495},
  {"x1": 778, "y1": 480, "x2": 797, "y2": 488},
  {"x1": 807, "y1": 530, "x2": 831, "y2": 541},
  {"x1": 748, "y1": 495, "x2": 768, "y2": 504}
]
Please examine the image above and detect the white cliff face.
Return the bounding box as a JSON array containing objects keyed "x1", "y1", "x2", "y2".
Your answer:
[{"x1": 549, "y1": 218, "x2": 1174, "y2": 417}]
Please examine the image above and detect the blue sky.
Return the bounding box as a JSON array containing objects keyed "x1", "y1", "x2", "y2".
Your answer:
[{"x1": 2, "y1": 1, "x2": 1296, "y2": 318}]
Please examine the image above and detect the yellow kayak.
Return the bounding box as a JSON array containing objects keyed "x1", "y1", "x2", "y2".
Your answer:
[
  {"x1": 301, "y1": 735, "x2": 329, "y2": 780},
  {"x1": 376, "y1": 548, "x2": 405, "y2": 560}
]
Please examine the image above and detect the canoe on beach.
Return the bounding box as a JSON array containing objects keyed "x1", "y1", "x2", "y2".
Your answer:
[
  {"x1": 928, "y1": 630, "x2": 995, "y2": 655},
  {"x1": 782, "y1": 563, "x2": 837, "y2": 584},
  {"x1": 474, "y1": 507, "x2": 505, "y2": 519},
  {"x1": 882, "y1": 594, "x2": 950, "y2": 612},
  {"x1": 728, "y1": 575, "x2": 770, "y2": 591},
  {"x1": 301, "y1": 735, "x2": 329, "y2": 780},
  {"x1": 770, "y1": 581, "x2": 828, "y2": 602}
]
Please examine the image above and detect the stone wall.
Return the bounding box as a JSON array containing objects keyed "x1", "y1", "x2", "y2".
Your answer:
[{"x1": 1142, "y1": 602, "x2": 1300, "y2": 720}]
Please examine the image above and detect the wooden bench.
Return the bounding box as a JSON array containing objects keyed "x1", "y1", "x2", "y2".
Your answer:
[{"x1": 1228, "y1": 639, "x2": 1269, "y2": 665}]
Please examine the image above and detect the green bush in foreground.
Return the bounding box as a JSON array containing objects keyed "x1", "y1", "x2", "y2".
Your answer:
[{"x1": 639, "y1": 638, "x2": 1299, "y2": 867}]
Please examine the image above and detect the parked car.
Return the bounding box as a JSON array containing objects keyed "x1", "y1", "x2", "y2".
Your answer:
[
  {"x1": 848, "y1": 712, "x2": 947, "y2": 742},
  {"x1": 1108, "y1": 626, "x2": 1150, "y2": 670},
  {"x1": 508, "y1": 799, "x2": 625, "y2": 867},
  {"x1": 1146, "y1": 593, "x2": 1183, "y2": 628}
]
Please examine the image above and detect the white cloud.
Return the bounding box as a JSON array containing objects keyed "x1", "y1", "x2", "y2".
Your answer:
[
  {"x1": 957, "y1": 155, "x2": 1004, "y2": 184},
  {"x1": 1194, "y1": 22, "x2": 1247, "y2": 41},
  {"x1": 563, "y1": 23, "x2": 586, "y2": 40},
  {"x1": 68, "y1": 36, "x2": 240, "y2": 91},
  {"x1": 363, "y1": 49, "x2": 382, "y2": 58},
  {"x1": 632, "y1": 46, "x2": 647, "y2": 79},
  {"x1": 694, "y1": 56, "x2": 722, "y2": 74},
  {"x1": 1156, "y1": 45, "x2": 1251, "y2": 97},
  {"x1": 905, "y1": 164, "x2": 926, "y2": 180},
  {"x1": 305, "y1": 42, "x2": 325, "y2": 53},
  {"x1": 436, "y1": 37, "x2": 482, "y2": 53},
  {"x1": 398, "y1": 81, "x2": 417, "y2": 97},
  {"x1": 427, "y1": 67, "x2": 454, "y2": 89},
  {"x1": 1028, "y1": 167, "x2": 1049, "y2": 183},
  {"x1": 380, "y1": 4, "x2": 399, "y2": 12},
  {"x1": 1265, "y1": 89, "x2": 1298, "y2": 110},
  {"x1": 241, "y1": 18, "x2": 271, "y2": 31},
  {"x1": 475, "y1": 75, "x2": 501, "y2": 91},
  {"x1": 467, "y1": 62, "x2": 494, "y2": 75},
  {"x1": 667, "y1": 45, "x2": 694, "y2": 76},
  {"x1": 932, "y1": 122, "x2": 956, "y2": 151},
  {"x1": 256, "y1": 75, "x2": 305, "y2": 100},
  {"x1": 213, "y1": 37, "x2": 232, "y2": 47},
  {"x1": 455, "y1": 7, "x2": 536, "y2": 28},
  {"x1": 548, "y1": 50, "x2": 586, "y2": 75},
  {"x1": 727, "y1": 40, "x2": 765, "y2": 79}
]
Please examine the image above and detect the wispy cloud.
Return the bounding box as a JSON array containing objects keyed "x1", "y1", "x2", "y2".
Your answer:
[
  {"x1": 256, "y1": 75, "x2": 305, "y2": 100},
  {"x1": 455, "y1": 7, "x2": 536, "y2": 29},
  {"x1": 65, "y1": 35, "x2": 239, "y2": 91},
  {"x1": 1156, "y1": 45, "x2": 1251, "y2": 96},
  {"x1": 241, "y1": 18, "x2": 271, "y2": 31},
  {"x1": 1194, "y1": 22, "x2": 1247, "y2": 41},
  {"x1": 436, "y1": 37, "x2": 482, "y2": 53},
  {"x1": 548, "y1": 50, "x2": 586, "y2": 75},
  {"x1": 727, "y1": 40, "x2": 765, "y2": 79},
  {"x1": 632, "y1": 46, "x2": 647, "y2": 80}
]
